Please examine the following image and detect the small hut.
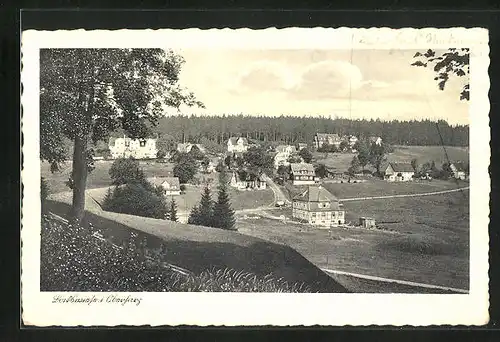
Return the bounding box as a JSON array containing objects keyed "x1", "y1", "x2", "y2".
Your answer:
[{"x1": 359, "y1": 217, "x2": 376, "y2": 228}]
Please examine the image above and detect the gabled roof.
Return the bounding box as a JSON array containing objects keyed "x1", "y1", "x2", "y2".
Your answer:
[
  {"x1": 149, "y1": 176, "x2": 180, "y2": 189},
  {"x1": 228, "y1": 137, "x2": 248, "y2": 145},
  {"x1": 275, "y1": 145, "x2": 296, "y2": 153},
  {"x1": 451, "y1": 162, "x2": 468, "y2": 172},
  {"x1": 293, "y1": 186, "x2": 338, "y2": 202},
  {"x1": 290, "y1": 163, "x2": 315, "y2": 174},
  {"x1": 316, "y1": 133, "x2": 340, "y2": 140},
  {"x1": 388, "y1": 162, "x2": 415, "y2": 172}
]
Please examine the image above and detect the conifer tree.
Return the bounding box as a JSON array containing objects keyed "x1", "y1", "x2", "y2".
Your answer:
[
  {"x1": 198, "y1": 185, "x2": 214, "y2": 227},
  {"x1": 188, "y1": 205, "x2": 200, "y2": 225},
  {"x1": 212, "y1": 171, "x2": 236, "y2": 230},
  {"x1": 169, "y1": 198, "x2": 178, "y2": 222}
]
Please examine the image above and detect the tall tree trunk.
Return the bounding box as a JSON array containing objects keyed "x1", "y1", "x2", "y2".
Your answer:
[{"x1": 70, "y1": 134, "x2": 89, "y2": 224}]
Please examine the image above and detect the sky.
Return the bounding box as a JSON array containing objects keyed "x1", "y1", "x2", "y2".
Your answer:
[{"x1": 168, "y1": 49, "x2": 469, "y2": 125}]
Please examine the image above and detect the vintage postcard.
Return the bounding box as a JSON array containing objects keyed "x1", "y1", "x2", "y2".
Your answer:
[{"x1": 21, "y1": 27, "x2": 490, "y2": 326}]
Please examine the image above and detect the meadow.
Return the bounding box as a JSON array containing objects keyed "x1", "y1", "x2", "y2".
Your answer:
[
  {"x1": 236, "y1": 190, "x2": 469, "y2": 291},
  {"x1": 313, "y1": 145, "x2": 469, "y2": 173}
]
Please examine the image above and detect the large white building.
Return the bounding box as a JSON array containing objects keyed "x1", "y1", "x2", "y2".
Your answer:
[
  {"x1": 314, "y1": 133, "x2": 342, "y2": 149},
  {"x1": 227, "y1": 137, "x2": 249, "y2": 153},
  {"x1": 109, "y1": 137, "x2": 158, "y2": 159},
  {"x1": 384, "y1": 162, "x2": 415, "y2": 182},
  {"x1": 292, "y1": 185, "x2": 345, "y2": 228}
]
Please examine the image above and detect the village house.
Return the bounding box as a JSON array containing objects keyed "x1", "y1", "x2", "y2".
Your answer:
[
  {"x1": 148, "y1": 176, "x2": 181, "y2": 196},
  {"x1": 273, "y1": 145, "x2": 298, "y2": 169},
  {"x1": 227, "y1": 137, "x2": 249, "y2": 153},
  {"x1": 230, "y1": 171, "x2": 267, "y2": 190},
  {"x1": 292, "y1": 185, "x2": 345, "y2": 228},
  {"x1": 449, "y1": 162, "x2": 468, "y2": 180},
  {"x1": 177, "y1": 143, "x2": 206, "y2": 154},
  {"x1": 369, "y1": 136, "x2": 383, "y2": 146},
  {"x1": 297, "y1": 143, "x2": 308, "y2": 151},
  {"x1": 348, "y1": 135, "x2": 358, "y2": 147},
  {"x1": 109, "y1": 136, "x2": 158, "y2": 159},
  {"x1": 314, "y1": 133, "x2": 342, "y2": 149},
  {"x1": 290, "y1": 163, "x2": 317, "y2": 185},
  {"x1": 384, "y1": 162, "x2": 415, "y2": 182}
]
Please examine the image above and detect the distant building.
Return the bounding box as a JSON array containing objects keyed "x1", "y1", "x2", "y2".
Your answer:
[
  {"x1": 290, "y1": 163, "x2": 317, "y2": 185},
  {"x1": 359, "y1": 217, "x2": 376, "y2": 228},
  {"x1": 273, "y1": 145, "x2": 298, "y2": 169},
  {"x1": 177, "y1": 143, "x2": 206, "y2": 154},
  {"x1": 148, "y1": 177, "x2": 181, "y2": 196},
  {"x1": 292, "y1": 185, "x2": 345, "y2": 227},
  {"x1": 227, "y1": 137, "x2": 249, "y2": 153},
  {"x1": 314, "y1": 133, "x2": 341, "y2": 149},
  {"x1": 369, "y1": 136, "x2": 383, "y2": 146},
  {"x1": 384, "y1": 162, "x2": 415, "y2": 182},
  {"x1": 230, "y1": 171, "x2": 267, "y2": 190},
  {"x1": 109, "y1": 137, "x2": 158, "y2": 159},
  {"x1": 449, "y1": 162, "x2": 468, "y2": 180},
  {"x1": 297, "y1": 143, "x2": 308, "y2": 151},
  {"x1": 348, "y1": 135, "x2": 358, "y2": 147}
]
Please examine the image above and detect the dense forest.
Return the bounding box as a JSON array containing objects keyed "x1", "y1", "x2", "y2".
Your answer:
[{"x1": 141, "y1": 114, "x2": 469, "y2": 147}]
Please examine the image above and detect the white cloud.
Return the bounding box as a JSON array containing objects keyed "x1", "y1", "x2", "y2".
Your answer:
[{"x1": 235, "y1": 60, "x2": 295, "y2": 93}]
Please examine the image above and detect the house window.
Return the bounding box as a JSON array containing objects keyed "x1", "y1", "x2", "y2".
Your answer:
[
  {"x1": 125, "y1": 141, "x2": 130, "y2": 147},
  {"x1": 140, "y1": 140, "x2": 146, "y2": 147}
]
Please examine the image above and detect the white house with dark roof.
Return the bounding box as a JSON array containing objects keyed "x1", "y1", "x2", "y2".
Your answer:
[
  {"x1": 449, "y1": 162, "x2": 468, "y2": 180},
  {"x1": 273, "y1": 145, "x2": 299, "y2": 169},
  {"x1": 290, "y1": 163, "x2": 317, "y2": 185},
  {"x1": 177, "y1": 143, "x2": 206, "y2": 154},
  {"x1": 369, "y1": 136, "x2": 383, "y2": 146},
  {"x1": 292, "y1": 185, "x2": 345, "y2": 227},
  {"x1": 230, "y1": 171, "x2": 266, "y2": 190},
  {"x1": 384, "y1": 162, "x2": 415, "y2": 182},
  {"x1": 109, "y1": 137, "x2": 158, "y2": 159},
  {"x1": 314, "y1": 133, "x2": 342, "y2": 149},
  {"x1": 148, "y1": 176, "x2": 181, "y2": 196},
  {"x1": 227, "y1": 137, "x2": 249, "y2": 153}
]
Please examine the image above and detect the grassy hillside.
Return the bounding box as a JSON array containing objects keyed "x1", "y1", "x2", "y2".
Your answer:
[
  {"x1": 238, "y1": 190, "x2": 469, "y2": 291},
  {"x1": 45, "y1": 196, "x2": 349, "y2": 293}
]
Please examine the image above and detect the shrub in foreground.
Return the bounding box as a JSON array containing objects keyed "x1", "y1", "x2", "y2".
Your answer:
[{"x1": 40, "y1": 215, "x2": 311, "y2": 292}]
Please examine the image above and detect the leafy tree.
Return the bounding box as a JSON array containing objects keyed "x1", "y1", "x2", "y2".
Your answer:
[
  {"x1": 298, "y1": 148, "x2": 313, "y2": 163},
  {"x1": 369, "y1": 143, "x2": 387, "y2": 176},
  {"x1": 109, "y1": 157, "x2": 146, "y2": 186},
  {"x1": 348, "y1": 156, "x2": 361, "y2": 176},
  {"x1": 156, "y1": 150, "x2": 167, "y2": 159},
  {"x1": 339, "y1": 140, "x2": 349, "y2": 153},
  {"x1": 242, "y1": 146, "x2": 274, "y2": 175},
  {"x1": 276, "y1": 165, "x2": 291, "y2": 180},
  {"x1": 102, "y1": 183, "x2": 168, "y2": 219},
  {"x1": 200, "y1": 155, "x2": 211, "y2": 173},
  {"x1": 212, "y1": 171, "x2": 236, "y2": 230},
  {"x1": 314, "y1": 163, "x2": 329, "y2": 179},
  {"x1": 286, "y1": 154, "x2": 303, "y2": 164},
  {"x1": 168, "y1": 198, "x2": 178, "y2": 222},
  {"x1": 411, "y1": 48, "x2": 470, "y2": 101},
  {"x1": 355, "y1": 141, "x2": 370, "y2": 171},
  {"x1": 156, "y1": 134, "x2": 176, "y2": 158},
  {"x1": 40, "y1": 48, "x2": 203, "y2": 224},
  {"x1": 173, "y1": 153, "x2": 198, "y2": 184},
  {"x1": 189, "y1": 145, "x2": 205, "y2": 160},
  {"x1": 224, "y1": 155, "x2": 233, "y2": 169},
  {"x1": 441, "y1": 162, "x2": 453, "y2": 179}
]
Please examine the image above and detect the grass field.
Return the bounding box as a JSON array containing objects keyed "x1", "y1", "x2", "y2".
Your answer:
[
  {"x1": 43, "y1": 160, "x2": 274, "y2": 213},
  {"x1": 312, "y1": 145, "x2": 469, "y2": 173},
  {"x1": 237, "y1": 190, "x2": 469, "y2": 291}
]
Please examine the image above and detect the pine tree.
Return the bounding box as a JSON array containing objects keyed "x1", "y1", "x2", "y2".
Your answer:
[
  {"x1": 188, "y1": 205, "x2": 200, "y2": 225},
  {"x1": 169, "y1": 198, "x2": 178, "y2": 222},
  {"x1": 212, "y1": 171, "x2": 236, "y2": 230},
  {"x1": 198, "y1": 185, "x2": 214, "y2": 227}
]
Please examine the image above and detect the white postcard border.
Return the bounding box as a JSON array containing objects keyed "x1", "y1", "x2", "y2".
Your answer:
[{"x1": 21, "y1": 27, "x2": 490, "y2": 326}]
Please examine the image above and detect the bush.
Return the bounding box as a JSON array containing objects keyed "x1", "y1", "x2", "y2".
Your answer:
[
  {"x1": 40, "y1": 216, "x2": 312, "y2": 292},
  {"x1": 109, "y1": 158, "x2": 146, "y2": 186},
  {"x1": 102, "y1": 183, "x2": 168, "y2": 219}
]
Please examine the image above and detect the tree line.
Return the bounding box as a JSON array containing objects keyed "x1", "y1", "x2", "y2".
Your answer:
[{"x1": 151, "y1": 115, "x2": 469, "y2": 147}]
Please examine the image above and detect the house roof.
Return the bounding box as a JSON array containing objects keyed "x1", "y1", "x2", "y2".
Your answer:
[
  {"x1": 316, "y1": 133, "x2": 340, "y2": 141},
  {"x1": 388, "y1": 162, "x2": 415, "y2": 172},
  {"x1": 148, "y1": 176, "x2": 180, "y2": 188},
  {"x1": 275, "y1": 145, "x2": 296, "y2": 153},
  {"x1": 293, "y1": 186, "x2": 338, "y2": 202},
  {"x1": 228, "y1": 137, "x2": 248, "y2": 145},
  {"x1": 369, "y1": 136, "x2": 382, "y2": 142},
  {"x1": 290, "y1": 163, "x2": 315, "y2": 174}
]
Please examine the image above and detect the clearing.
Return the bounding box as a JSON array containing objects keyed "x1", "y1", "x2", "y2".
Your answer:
[{"x1": 237, "y1": 189, "x2": 469, "y2": 292}]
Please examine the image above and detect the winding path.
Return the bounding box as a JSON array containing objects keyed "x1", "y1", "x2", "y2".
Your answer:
[{"x1": 338, "y1": 186, "x2": 469, "y2": 202}]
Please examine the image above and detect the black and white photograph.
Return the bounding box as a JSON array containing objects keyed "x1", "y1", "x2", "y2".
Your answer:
[{"x1": 21, "y1": 28, "x2": 490, "y2": 326}]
